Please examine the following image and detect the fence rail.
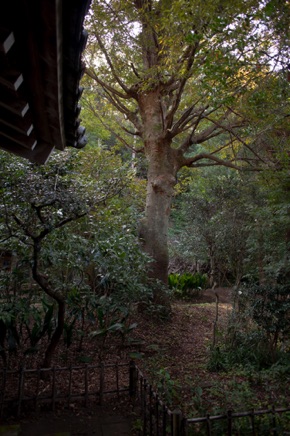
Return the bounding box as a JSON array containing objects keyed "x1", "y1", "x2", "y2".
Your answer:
[
  {"x1": 1, "y1": 361, "x2": 290, "y2": 435},
  {"x1": 130, "y1": 362, "x2": 290, "y2": 435},
  {"x1": 185, "y1": 406, "x2": 290, "y2": 435},
  {"x1": 130, "y1": 361, "x2": 186, "y2": 435},
  {"x1": 0, "y1": 362, "x2": 130, "y2": 418}
]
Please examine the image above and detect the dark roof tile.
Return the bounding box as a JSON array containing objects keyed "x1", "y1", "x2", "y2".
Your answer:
[{"x1": 0, "y1": 0, "x2": 91, "y2": 163}]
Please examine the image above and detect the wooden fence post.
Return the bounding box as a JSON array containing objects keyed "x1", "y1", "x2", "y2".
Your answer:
[
  {"x1": 227, "y1": 410, "x2": 232, "y2": 435},
  {"x1": 272, "y1": 405, "x2": 277, "y2": 436},
  {"x1": 52, "y1": 367, "x2": 56, "y2": 412},
  {"x1": 206, "y1": 414, "x2": 211, "y2": 435},
  {"x1": 129, "y1": 360, "x2": 137, "y2": 398},
  {"x1": 17, "y1": 366, "x2": 25, "y2": 417},
  {"x1": 250, "y1": 409, "x2": 256, "y2": 436},
  {"x1": 172, "y1": 409, "x2": 183, "y2": 436},
  {"x1": 84, "y1": 365, "x2": 89, "y2": 407},
  {"x1": 162, "y1": 404, "x2": 167, "y2": 436},
  {"x1": 99, "y1": 362, "x2": 104, "y2": 406},
  {"x1": 143, "y1": 380, "x2": 147, "y2": 436},
  {"x1": 0, "y1": 368, "x2": 7, "y2": 418}
]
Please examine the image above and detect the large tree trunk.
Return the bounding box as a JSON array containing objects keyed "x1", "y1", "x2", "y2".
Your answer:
[
  {"x1": 139, "y1": 158, "x2": 176, "y2": 304},
  {"x1": 140, "y1": 155, "x2": 176, "y2": 284},
  {"x1": 137, "y1": 92, "x2": 180, "y2": 302}
]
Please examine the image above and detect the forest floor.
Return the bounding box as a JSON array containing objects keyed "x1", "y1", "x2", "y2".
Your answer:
[
  {"x1": 2, "y1": 288, "x2": 290, "y2": 434},
  {"x1": 131, "y1": 287, "x2": 290, "y2": 417}
]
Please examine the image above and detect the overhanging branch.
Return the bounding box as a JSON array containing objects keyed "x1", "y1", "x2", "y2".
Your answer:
[
  {"x1": 182, "y1": 152, "x2": 262, "y2": 171},
  {"x1": 94, "y1": 32, "x2": 133, "y2": 96}
]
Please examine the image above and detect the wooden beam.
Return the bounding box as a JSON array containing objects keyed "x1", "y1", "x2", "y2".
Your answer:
[
  {"x1": 0, "y1": 124, "x2": 37, "y2": 150},
  {"x1": 0, "y1": 70, "x2": 23, "y2": 91},
  {"x1": 0, "y1": 136, "x2": 54, "y2": 164},
  {"x1": 0, "y1": 30, "x2": 15, "y2": 53},
  {"x1": 0, "y1": 84, "x2": 29, "y2": 116},
  {"x1": 0, "y1": 108, "x2": 33, "y2": 136}
]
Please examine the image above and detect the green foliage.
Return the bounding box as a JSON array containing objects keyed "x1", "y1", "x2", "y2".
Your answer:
[
  {"x1": 208, "y1": 281, "x2": 290, "y2": 373},
  {"x1": 238, "y1": 282, "x2": 290, "y2": 352},
  {"x1": 63, "y1": 318, "x2": 77, "y2": 349},
  {"x1": 207, "y1": 346, "x2": 227, "y2": 372},
  {"x1": 0, "y1": 295, "x2": 56, "y2": 359},
  {"x1": 168, "y1": 272, "x2": 207, "y2": 299},
  {"x1": 88, "y1": 231, "x2": 151, "y2": 302},
  {"x1": 133, "y1": 278, "x2": 172, "y2": 319},
  {"x1": 65, "y1": 286, "x2": 144, "y2": 359},
  {"x1": 171, "y1": 161, "x2": 290, "y2": 288},
  {"x1": 142, "y1": 302, "x2": 172, "y2": 321},
  {"x1": 156, "y1": 368, "x2": 181, "y2": 406},
  {"x1": 26, "y1": 301, "x2": 54, "y2": 351},
  {"x1": 0, "y1": 148, "x2": 151, "y2": 363},
  {"x1": 189, "y1": 373, "x2": 290, "y2": 433},
  {"x1": 87, "y1": 295, "x2": 138, "y2": 358},
  {"x1": 170, "y1": 167, "x2": 251, "y2": 285},
  {"x1": 83, "y1": 0, "x2": 290, "y2": 299},
  {"x1": 192, "y1": 409, "x2": 290, "y2": 435},
  {"x1": 208, "y1": 333, "x2": 275, "y2": 372}
]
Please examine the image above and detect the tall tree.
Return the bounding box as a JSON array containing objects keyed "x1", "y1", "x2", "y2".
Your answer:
[{"x1": 84, "y1": 0, "x2": 290, "y2": 299}]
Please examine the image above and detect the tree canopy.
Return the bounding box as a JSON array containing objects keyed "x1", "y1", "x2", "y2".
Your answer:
[{"x1": 83, "y1": 0, "x2": 290, "y2": 297}]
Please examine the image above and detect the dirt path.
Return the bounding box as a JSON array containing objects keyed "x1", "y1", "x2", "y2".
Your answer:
[{"x1": 130, "y1": 288, "x2": 234, "y2": 412}]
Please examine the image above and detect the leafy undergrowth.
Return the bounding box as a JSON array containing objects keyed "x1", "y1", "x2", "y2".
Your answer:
[
  {"x1": 2, "y1": 288, "x2": 290, "y2": 420},
  {"x1": 129, "y1": 288, "x2": 290, "y2": 418}
]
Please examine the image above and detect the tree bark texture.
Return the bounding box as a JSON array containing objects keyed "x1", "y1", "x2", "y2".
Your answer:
[
  {"x1": 42, "y1": 300, "x2": 65, "y2": 368},
  {"x1": 138, "y1": 91, "x2": 179, "y2": 285},
  {"x1": 32, "y1": 239, "x2": 66, "y2": 368}
]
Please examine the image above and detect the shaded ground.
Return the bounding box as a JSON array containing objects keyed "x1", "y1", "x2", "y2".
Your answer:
[
  {"x1": 0, "y1": 288, "x2": 233, "y2": 435},
  {"x1": 1, "y1": 411, "x2": 130, "y2": 436},
  {"x1": 1, "y1": 401, "x2": 132, "y2": 435},
  {"x1": 131, "y1": 288, "x2": 235, "y2": 413},
  {"x1": 20, "y1": 410, "x2": 130, "y2": 436},
  {"x1": 195, "y1": 286, "x2": 233, "y2": 303},
  {"x1": 1, "y1": 287, "x2": 289, "y2": 433},
  {"x1": 130, "y1": 287, "x2": 290, "y2": 416}
]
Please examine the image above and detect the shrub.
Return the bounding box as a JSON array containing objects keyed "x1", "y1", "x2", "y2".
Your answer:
[
  {"x1": 208, "y1": 281, "x2": 290, "y2": 372},
  {"x1": 237, "y1": 282, "x2": 290, "y2": 354},
  {"x1": 168, "y1": 272, "x2": 207, "y2": 299}
]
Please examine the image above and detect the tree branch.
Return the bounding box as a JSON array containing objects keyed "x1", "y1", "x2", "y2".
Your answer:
[
  {"x1": 165, "y1": 42, "x2": 201, "y2": 128},
  {"x1": 94, "y1": 32, "x2": 133, "y2": 96},
  {"x1": 182, "y1": 153, "x2": 261, "y2": 171},
  {"x1": 31, "y1": 201, "x2": 56, "y2": 225},
  {"x1": 170, "y1": 104, "x2": 210, "y2": 138},
  {"x1": 203, "y1": 115, "x2": 269, "y2": 165},
  {"x1": 85, "y1": 68, "x2": 133, "y2": 100}
]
